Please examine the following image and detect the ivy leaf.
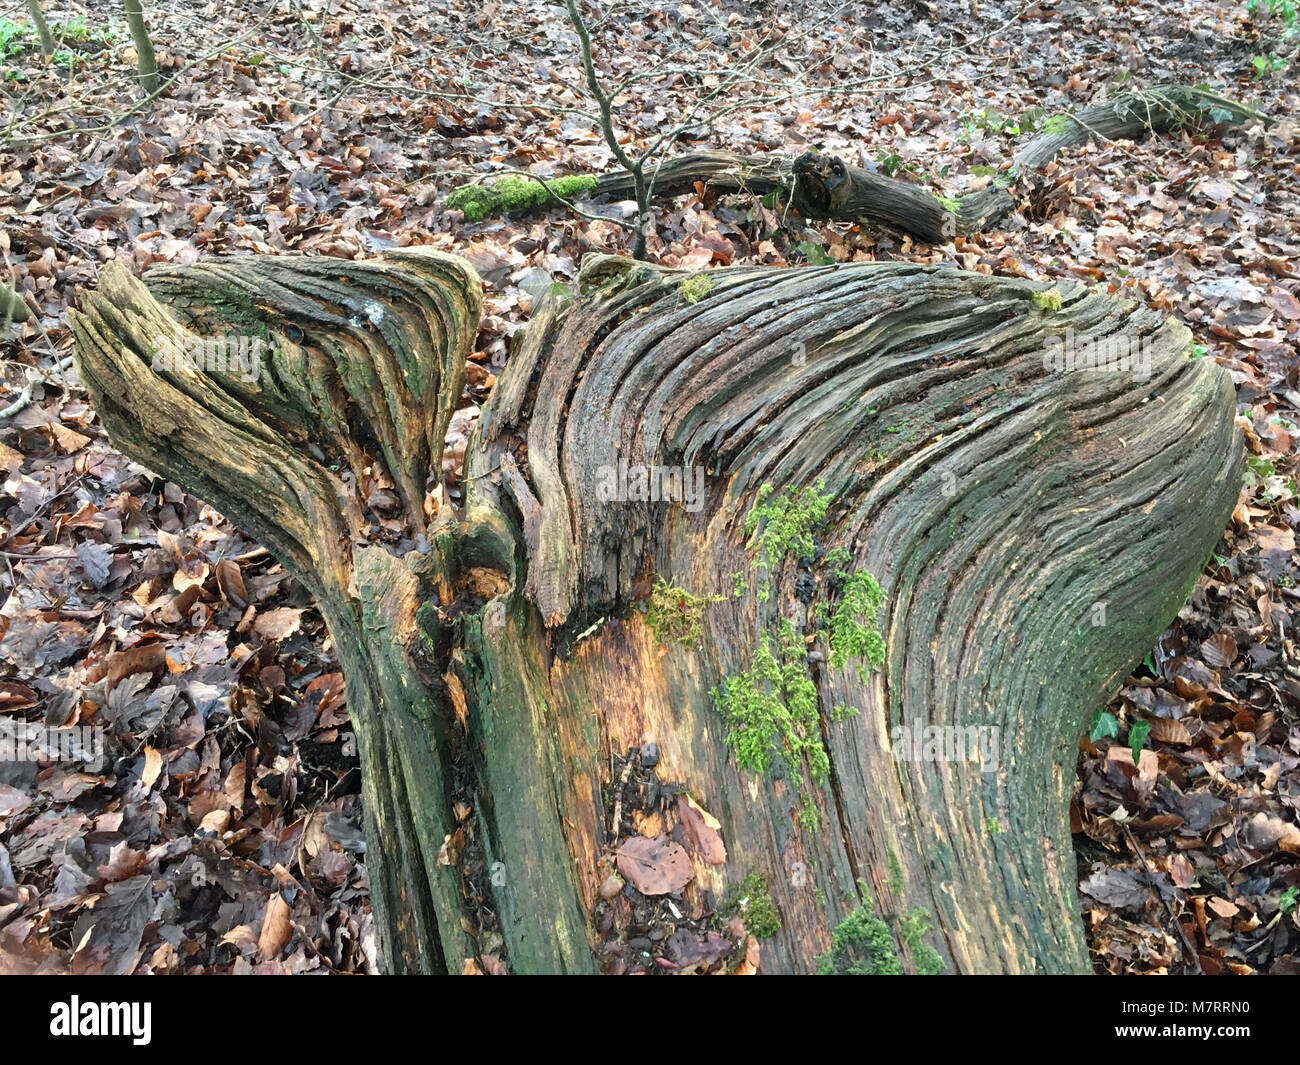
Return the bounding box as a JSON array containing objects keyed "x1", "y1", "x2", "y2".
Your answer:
[
  {"x1": 1089, "y1": 709, "x2": 1119, "y2": 743},
  {"x1": 1128, "y1": 720, "x2": 1151, "y2": 763}
]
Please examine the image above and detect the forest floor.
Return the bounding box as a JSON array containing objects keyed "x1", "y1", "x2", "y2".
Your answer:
[{"x1": 0, "y1": 0, "x2": 1297, "y2": 974}]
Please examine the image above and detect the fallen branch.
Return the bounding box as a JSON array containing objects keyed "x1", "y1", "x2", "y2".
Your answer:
[{"x1": 446, "y1": 83, "x2": 1265, "y2": 245}]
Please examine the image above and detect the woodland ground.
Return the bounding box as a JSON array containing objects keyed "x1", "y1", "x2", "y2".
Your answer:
[{"x1": 0, "y1": 0, "x2": 1297, "y2": 974}]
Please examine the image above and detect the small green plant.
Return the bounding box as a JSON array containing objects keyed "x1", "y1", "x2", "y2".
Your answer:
[
  {"x1": 1089, "y1": 708, "x2": 1119, "y2": 743},
  {"x1": 0, "y1": 17, "x2": 28, "y2": 58},
  {"x1": 795, "y1": 239, "x2": 834, "y2": 266},
  {"x1": 899, "y1": 907, "x2": 946, "y2": 975},
  {"x1": 678, "y1": 272, "x2": 715, "y2": 304},
  {"x1": 1247, "y1": 0, "x2": 1298, "y2": 39},
  {"x1": 828, "y1": 570, "x2": 887, "y2": 681},
  {"x1": 958, "y1": 108, "x2": 1024, "y2": 139},
  {"x1": 817, "y1": 887, "x2": 902, "y2": 975},
  {"x1": 743, "y1": 481, "x2": 835, "y2": 595},
  {"x1": 1246, "y1": 454, "x2": 1277, "y2": 486},
  {"x1": 728, "y1": 872, "x2": 782, "y2": 938},
  {"x1": 876, "y1": 150, "x2": 903, "y2": 176},
  {"x1": 446, "y1": 174, "x2": 599, "y2": 222},
  {"x1": 58, "y1": 15, "x2": 90, "y2": 41},
  {"x1": 887, "y1": 846, "x2": 905, "y2": 896},
  {"x1": 1032, "y1": 289, "x2": 1063, "y2": 312},
  {"x1": 1127, "y1": 719, "x2": 1151, "y2": 763},
  {"x1": 1265, "y1": 885, "x2": 1299, "y2": 930},
  {"x1": 645, "y1": 577, "x2": 721, "y2": 650},
  {"x1": 714, "y1": 619, "x2": 828, "y2": 782},
  {"x1": 1251, "y1": 53, "x2": 1288, "y2": 78},
  {"x1": 985, "y1": 816, "x2": 1001, "y2": 835}
]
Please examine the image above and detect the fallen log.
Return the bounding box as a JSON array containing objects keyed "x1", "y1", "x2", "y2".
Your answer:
[
  {"x1": 72, "y1": 250, "x2": 1242, "y2": 974},
  {"x1": 448, "y1": 83, "x2": 1264, "y2": 245}
]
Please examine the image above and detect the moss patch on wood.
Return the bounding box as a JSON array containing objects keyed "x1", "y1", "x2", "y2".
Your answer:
[
  {"x1": 447, "y1": 174, "x2": 599, "y2": 222},
  {"x1": 899, "y1": 906, "x2": 946, "y2": 974},
  {"x1": 645, "y1": 576, "x2": 722, "y2": 651},
  {"x1": 712, "y1": 618, "x2": 830, "y2": 826},
  {"x1": 817, "y1": 888, "x2": 902, "y2": 975},
  {"x1": 678, "y1": 273, "x2": 716, "y2": 304},
  {"x1": 828, "y1": 570, "x2": 887, "y2": 681},
  {"x1": 726, "y1": 871, "x2": 782, "y2": 939},
  {"x1": 743, "y1": 481, "x2": 835, "y2": 600}
]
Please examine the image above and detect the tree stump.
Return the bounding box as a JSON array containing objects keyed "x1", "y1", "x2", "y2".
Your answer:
[{"x1": 71, "y1": 251, "x2": 1242, "y2": 974}]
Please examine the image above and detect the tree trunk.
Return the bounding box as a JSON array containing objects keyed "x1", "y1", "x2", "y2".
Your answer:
[
  {"x1": 123, "y1": 0, "x2": 159, "y2": 96},
  {"x1": 24, "y1": 0, "x2": 54, "y2": 56},
  {"x1": 71, "y1": 250, "x2": 1242, "y2": 974}
]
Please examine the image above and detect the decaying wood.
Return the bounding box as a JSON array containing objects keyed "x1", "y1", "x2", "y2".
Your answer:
[
  {"x1": 72, "y1": 250, "x2": 1242, "y2": 974},
  {"x1": 457, "y1": 83, "x2": 1264, "y2": 244}
]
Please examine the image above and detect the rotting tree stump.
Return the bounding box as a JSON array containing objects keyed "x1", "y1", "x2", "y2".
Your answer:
[{"x1": 71, "y1": 250, "x2": 1243, "y2": 974}]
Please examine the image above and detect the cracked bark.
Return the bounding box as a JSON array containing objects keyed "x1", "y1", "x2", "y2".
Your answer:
[{"x1": 73, "y1": 250, "x2": 1241, "y2": 973}]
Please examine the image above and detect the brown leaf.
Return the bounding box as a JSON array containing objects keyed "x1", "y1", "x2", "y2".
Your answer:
[
  {"x1": 257, "y1": 894, "x2": 292, "y2": 959},
  {"x1": 47, "y1": 421, "x2": 91, "y2": 454},
  {"x1": 141, "y1": 746, "x2": 164, "y2": 790},
  {"x1": 1206, "y1": 896, "x2": 1238, "y2": 920},
  {"x1": 215, "y1": 559, "x2": 248, "y2": 607},
  {"x1": 101, "y1": 642, "x2": 166, "y2": 692},
  {"x1": 224, "y1": 760, "x2": 247, "y2": 810},
  {"x1": 615, "y1": 835, "x2": 694, "y2": 896},
  {"x1": 1168, "y1": 854, "x2": 1195, "y2": 889},
  {"x1": 1148, "y1": 717, "x2": 1192, "y2": 746},
  {"x1": 1200, "y1": 632, "x2": 1237, "y2": 668},
  {"x1": 253, "y1": 607, "x2": 304, "y2": 641},
  {"x1": 677, "y1": 794, "x2": 727, "y2": 865},
  {"x1": 0, "y1": 782, "x2": 31, "y2": 818}
]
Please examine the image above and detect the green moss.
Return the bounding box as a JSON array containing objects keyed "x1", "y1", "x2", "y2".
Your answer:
[
  {"x1": 446, "y1": 174, "x2": 599, "y2": 222},
  {"x1": 830, "y1": 702, "x2": 858, "y2": 723},
  {"x1": 985, "y1": 815, "x2": 1001, "y2": 835},
  {"x1": 828, "y1": 570, "x2": 887, "y2": 681},
  {"x1": 743, "y1": 481, "x2": 835, "y2": 593},
  {"x1": 415, "y1": 600, "x2": 440, "y2": 650},
  {"x1": 678, "y1": 273, "x2": 716, "y2": 304},
  {"x1": 799, "y1": 790, "x2": 820, "y2": 833},
  {"x1": 714, "y1": 619, "x2": 827, "y2": 782},
  {"x1": 887, "y1": 846, "x2": 905, "y2": 897},
  {"x1": 712, "y1": 618, "x2": 830, "y2": 825},
  {"x1": 937, "y1": 196, "x2": 961, "y2": 212},
  {"x1": 1040, "y1": 113, "x2": 1073, "y2": 135},
  {"x1": 823, "y1": 545, "x2": 853, "y2": 578},
  {"x1": 817, "y1": 889, "x2": 902, "y2": 975},
  {"x1": 730, "y1": 570, "x2": 747, "y2": 598},
  {"x1": 645, "y1": 577, "x2": 722, "y2": 651},
  {"x1": 899, "y1": 907, "x2": 946, "y2": 975},
  {"x1": 729, "y1": 872, "x2": 782, "y2": 938},
  {"x1": 1032, "y1": 288, "x2": 1063, "y2": 313}
]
